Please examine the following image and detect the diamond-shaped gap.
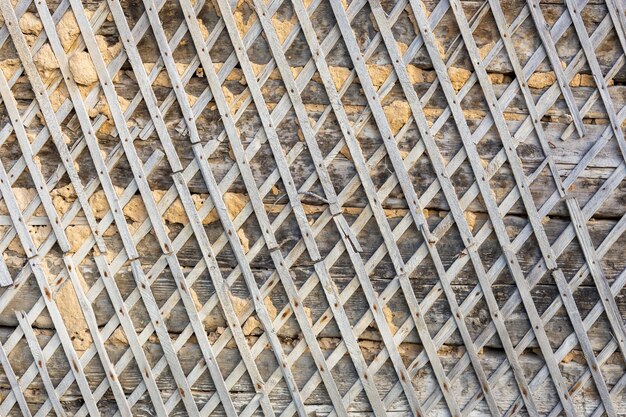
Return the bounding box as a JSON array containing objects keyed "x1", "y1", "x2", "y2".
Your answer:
[
  {"x1": 522, "y1": 364, "x2": 559, "y2": 415},
  {"x1": 471, "y1": 216, "x2": 499, "y2": 273},
  {"x1": 289, "y1": 341, "x2": 333, "y2": 410},
  {"x1": 379, "y1": 275, "x2": 410, "y2": 341},
  {"x1": 0, "y1": 225, "x2": 27, "y2": 281},
  {"x1": 598, "y1": 345, "x2": 626, "y2": 400},
  {"x1": 10, "y1": 166, "x2": 48, "y2": 247},
  {"x1": 23, "y1": 334, "x2": 68, "y2": 410},
  {"x1": 426, "y1": 109, "x2": 463, "y2": 170},
  {"x1": 534, "y1": 275, "x2": 577, "y2": 345},
  {"x1": 129, "y1": 267, "x2": 186, "y2": 383},
  {"x1": 408, "y1": 351, "x2": 443, "y2": 413},
  {"x1": 408, "y1": 238, "x2": 444, "y2": 304},
  {"x1": 269, "y1": 203, "x2": 304, "y2": 261},
  {"x1": 561, "y1": 127, "x2": 621, "y2": 213},
  {"x1": 450, "y1": 352, "x2": 492, "y2": 414},
  {"x1": 350, "y1": 211, "x2": 390, "y2": 272},
  {"x1": 557, "y1": 331, "x2": 603, "y2": 408},
  {"x1": 392, "y1": 214, "x2": 426, "y2": 266},
  {"x1": 417, "y1": 172, "x2": 447, "y2": 223},
  {"x1": 305, "y1": 0, "x2": 338, "y2": 47},
  {"x1": 305, "y1": 212, "x2": 344, "y2": 272},
  {"x1": 209, "y1": 302, "x2": 257, "y2": 413},
  {"x1": 498, "y1": 74, "x2": 534, "y2": 125},
  {"x1": 0, "y1": 129, "x2": 26, "y2": 180},
  {"x1": 433, "y1": 219, "x2": 466, "y2": 272},
  {"x1": 119, "y1": 265, "x2": 153, "y2": 334},
  {"x1": 572, "y1": 2, "x2": 603, "y2": 40},
  {"x1": 589, "y1": 174, "x2": 626, "y2": 238},
  {"x1": 280, "y1": 111, "x2": 319, "y2": 182},
  {"x1": 512, "y1": 219, "x2": 543, "y2": 276},
  {"x1": 528, "y1": 265, "x2": 567, "y2": 321},
  {"x1": 349, "y1": 287, "x2": 387, "y2": 368},
  {"x1": 266, "y1": 0, "x2": 298, "y2": 48},
  {"x1": 318, "y1": 117, "x2": 361, "y2": 200},
  {"x1": 486, "y1": 359, "x2": 529, "y2": 417},
  {"x1": 597, "y1": 215, "x2": 626, "y2": 287},
  {"x1": 494, "y1": 286, "x2": 533, "y2": 354}
]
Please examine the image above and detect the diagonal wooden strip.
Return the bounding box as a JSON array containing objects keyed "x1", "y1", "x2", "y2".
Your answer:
[
  {"x1": 0, "y1": 71, "x2": 70, "y2": 253},
  {"x1": 61, "y1": 4, "x2": 200, "y2": 412},
  {"x1": 291, "y1": 0, "x2": 463, "y2": 415},
  {"x1": 177, "y1": 0, "x2": 352, "y2": 414},
  {"x1": 474, "y1": 2, "x2": 617, "y2": 415},
  {"x1": 3, "y1": 149, "x2": 166, "y2": 417},
  {"x1": 331, "y1": 0, "x2": 509, "y2": 414},
  {"x1": 0, "y1": 0, "x2": 106, "y2": 254},
  {"x1": 10, "y1": 269, "x2": 106, "y2": 417},
  {"x1": 447, "y1": 1, "x2": 619, "y2": 416},
  {"x1": 158, "y1": 1, "x2": 316, "y2": 414},
  {"x1": 0, "y1": 339, "x2": 32, "y2": 417},
  {"x1": 249, "y1": 1, "x2": 426, "y2": 415},
  {"x1": 368, "y1": 1, "x2": 540, "y2": 414},
  {"x1": 566, "y1": 197, "x2": 626, "y2": 364},
  {"x1": 93, "y1": 255, "x2": 169, "y2": 417},
  {"x1": 66, "y1": 0, "x2": 174, "y2": 256},
  {"x1": 33, "y1": 0, "x2": 141, "y2": 259},
  {"x1": 526, "y1": 0, "x2": 586, "y2": 137},
  {"x1": 61, "y1": 255, "x2": 133, "y2": 417},
  {"x1": 408, "y1": 1, "x2": 579, "y2": 415},
  {"x1": 563, "y1": 0, "x2": 626, "y2": 162},
  {"x1": 194, "y1": 3, "x2": 512, "y2": 412},
  {"x1": 106, "y1": 2, "x2": 277, "y2": 414},
  {"x1": 16, "y1": 311, "x2": 67, "y2": 417},
  {"x1": 212, "y1": 1, "x2": 408, "y2": 416}
]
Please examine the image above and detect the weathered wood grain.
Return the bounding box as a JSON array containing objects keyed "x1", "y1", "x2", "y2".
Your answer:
[{"x1": 1, "y1": 0, "x2": 626, "y2": 414}]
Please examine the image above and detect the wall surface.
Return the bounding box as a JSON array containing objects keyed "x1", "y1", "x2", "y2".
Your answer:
[{"x1": 0, "y1": 0, "x2": 626, "y2": 415}]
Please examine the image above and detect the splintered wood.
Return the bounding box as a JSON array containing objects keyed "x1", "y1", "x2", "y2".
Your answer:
[{"x1": 0, "y1": 0, "x2": 626, "y2": 415}]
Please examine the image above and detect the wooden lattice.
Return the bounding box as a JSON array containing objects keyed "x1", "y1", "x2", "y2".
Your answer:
[{"x1": 0, "y1": 0, "x2": 626, "y2": 415}]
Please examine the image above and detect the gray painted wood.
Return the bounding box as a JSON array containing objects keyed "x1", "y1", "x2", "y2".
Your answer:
[{"x1": 0, "y1": 0, "x2": 626, "y2": 415}]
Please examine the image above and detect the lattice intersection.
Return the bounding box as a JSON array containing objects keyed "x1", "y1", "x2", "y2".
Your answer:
[{"x1": 0, "y1": 0, "x2": 625, "y2": 415}]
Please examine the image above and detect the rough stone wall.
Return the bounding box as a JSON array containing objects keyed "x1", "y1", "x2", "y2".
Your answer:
[{"x1": 0, "y1": 0, "x2": 626, "y2": 415}]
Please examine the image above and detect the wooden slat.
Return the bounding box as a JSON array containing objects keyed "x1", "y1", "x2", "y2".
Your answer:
[{"x1": 1, "y1": 0, "x2": 626, "y2": 415}]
